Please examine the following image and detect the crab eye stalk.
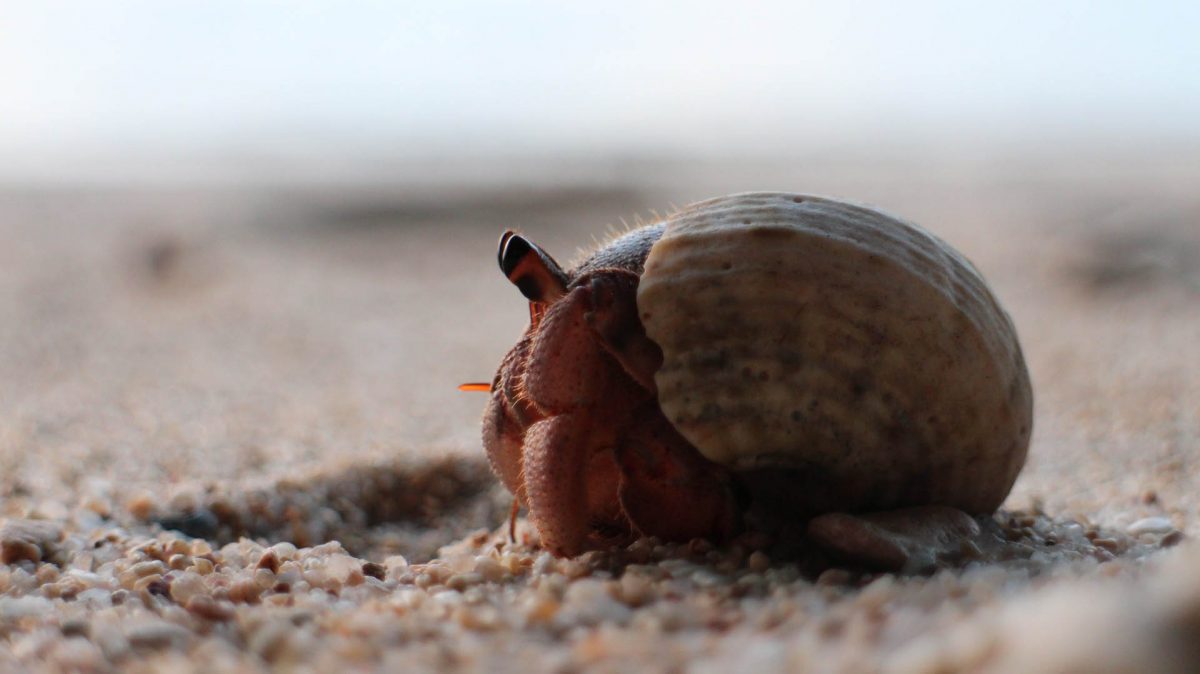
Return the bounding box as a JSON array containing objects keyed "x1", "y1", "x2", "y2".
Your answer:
[{"x1": 498, "y1": 231, "x2": 568, "y2": 303}]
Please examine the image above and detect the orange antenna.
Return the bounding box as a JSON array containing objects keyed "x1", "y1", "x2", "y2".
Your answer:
[{"x1": 458, "y1": 382, "x2": 492, "y2": 392}]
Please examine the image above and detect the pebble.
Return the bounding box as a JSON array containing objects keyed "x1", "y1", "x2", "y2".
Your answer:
[
  {"x1": 248, "y1": 620, "x2": 295, "y2": 662},
  {"x1": 817, "y1": 568, "x2": 855, "y2": 587},
  {"x1": 126, "y1": 621, "x2": 191, "y2": 650},
  {"x1": 1161, "y1": 531, "x2": 1185, "y2": 547},
  {"x1": 617, "y1": 572, "x2": 656, "y2": 607},
  {"x1": 473, "y1": 556, "x2": 506, "y2": 582},
  {"x1": 362, "y1": 562, "x2": 387, "y2": 580},
  {"x1": 0, "y1": 520, "x2": 62, "y2": 565},
  {"x1": 169, "y1": 572, "x2": 207, "y2": 605},
  {"x1": 131, "y1": 560, "x2": 166, "y2": 577},
  {"x1": 186, "y1": 595, "x2": 235, "y2": 622},
  {"x1": 0, "y1": 596, "x2": 53, "y2": 619},
  {"x1": 0, "y1": 490, "x2": 1191, "y2": 673},
  {"x1": 520, "y1": 594, "x2": 561, "y2": 625},
  {"x1": 446, "y1": 572, "x2": 484, "y2": 591},
  {"x1": 1126, "y1": 517, "x2": 1175, "y2": 536},
  {"x1": 384, "y1": 555, "x2": 409, "y2": 576},
  {"x1": 257, "y1": 550, "x2": 281, "y2": 573},
  {"x1": 559, "y1": 579, "x2": 633, "y2": 626}
]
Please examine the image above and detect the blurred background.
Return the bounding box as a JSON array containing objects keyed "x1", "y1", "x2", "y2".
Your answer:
[{"x1": 1, "y1": 1, "x2": 1197, "y2": 533}]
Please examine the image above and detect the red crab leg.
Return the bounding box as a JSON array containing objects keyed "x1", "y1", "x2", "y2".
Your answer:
[{"x1": 521, "y1": 414, "x2": 593, "y2": 557}]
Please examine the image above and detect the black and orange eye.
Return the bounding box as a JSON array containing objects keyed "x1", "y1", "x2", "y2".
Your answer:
[{"x1": 497, "y1": 231, "x2": 568, "y2": 303}]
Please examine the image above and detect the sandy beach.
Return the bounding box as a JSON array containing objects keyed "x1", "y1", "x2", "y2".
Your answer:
[{"x1": 2, "y1": 148, "x2": 1199, "y2": 672}]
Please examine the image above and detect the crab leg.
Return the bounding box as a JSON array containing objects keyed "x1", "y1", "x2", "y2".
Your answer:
[{"x1": 520, "y1": 414, "x2": 595, "y2": 557}]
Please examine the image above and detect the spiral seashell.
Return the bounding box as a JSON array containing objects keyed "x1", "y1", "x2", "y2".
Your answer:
[{"x1": 637, "y1": 192, "x2": 1031, "y2": 514}]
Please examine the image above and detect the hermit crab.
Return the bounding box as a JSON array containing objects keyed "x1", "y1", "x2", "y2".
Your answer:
[{"x1": 466, "y1": 193, "x2": 1032, "y2": 571}]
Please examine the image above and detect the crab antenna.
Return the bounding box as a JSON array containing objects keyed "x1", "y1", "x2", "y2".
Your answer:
[{"x1": 497, "y1": 232, "x2": 568, "y2": 303}]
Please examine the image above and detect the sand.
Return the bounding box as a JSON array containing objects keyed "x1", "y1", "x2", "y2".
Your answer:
[{"x1": 1, "y1": 149, "x2": 1198, "y2": 672}]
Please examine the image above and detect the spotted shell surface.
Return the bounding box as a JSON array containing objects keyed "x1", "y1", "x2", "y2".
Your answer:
[{"x1": 637, "y1": 192, "x2": 1032, "y2": 514}]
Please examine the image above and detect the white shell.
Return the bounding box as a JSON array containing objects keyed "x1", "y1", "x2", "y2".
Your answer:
[{"x1": 637, "y1": 193, "x2": 1031, "y2": 513}]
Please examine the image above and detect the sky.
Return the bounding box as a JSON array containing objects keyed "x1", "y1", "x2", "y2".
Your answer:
[{"x1": 1, "y1": 1, "x2": 1197, "y2": 173}]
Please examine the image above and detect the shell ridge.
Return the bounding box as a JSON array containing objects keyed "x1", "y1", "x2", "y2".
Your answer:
[{"x1": 638, "y1": 192, "x2": 1032, "y2": 513}]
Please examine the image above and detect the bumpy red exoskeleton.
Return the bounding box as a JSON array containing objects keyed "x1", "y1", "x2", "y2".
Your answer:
[
  {"x1": 477, "y1": 226, "x2": 992, "y2": 569},
  {"x1": 481, "y1": 226, "x2": 741, "y2": 557}
]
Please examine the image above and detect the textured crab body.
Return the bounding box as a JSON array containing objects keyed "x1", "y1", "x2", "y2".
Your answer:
[{"x1": 479, "y1": 192, "x2": 1033, "y2": 564}]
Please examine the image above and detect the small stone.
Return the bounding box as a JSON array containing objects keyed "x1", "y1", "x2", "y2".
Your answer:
[
  {"x1": 92, "y1": 624, "x2": 130, "y2": 662},
  {"x1": 520, "y1": 594, "x2": 560, "y2": 625},
  {"x1": 126, "y1": 495, "x2": 155, "y2": 520},
  {"x1": 229, "y1": 579, "x2": 263, "y2": 604},
  {"x1": 500, "y1": 554, "x2": 529, "y2": 576},
  {"x1": 0, "y1": 595, "x2": 53, "y2": 620},
  {"x1": 747, "y1": 551, "x2": 771, "y2": 573},
  {"x1": 559, "y1": 578, "x2": 633, "y2": 626},
  {"x1": 1126, "y1": 517, "x2": 1175, "y2": 536},
  {"x1": 60, "y1": 619, "x2": 90, "y2": 638},
  {"x1": 384, "y1": 555, "x2": 409, "y2": 575},
  {"x1": 958, "y1": 538, "x2": 984, "y2": 559},
  {"x1": 531, "y1": 553, "x2": 557, "y2": 576},
  {"x1": 817, "y1": 568, "x2": 854, "y2": 587},
  {"x1": 169, "y1": 572, "x2": 206, "y2": 605},
  {"x1": 155, "y1": 509, "x2": 219, "y2": 538},
  {"x1": 126, "y1": 620, "x2": 190, "y2": 650},
  {"x1": 473, "y1": 556, "x2": 505, "y2": 583},
  {"x1": 446, "y1": 572, "x2": 484, "y2": 591},
  {"x1": 362, "y1": 562, "x2": 386, "y2": 580},
  {"x1": 146, "y1": 578, "x2": 171, "y2": 597},
  {"x1": 454, "y1": 605, "x2": 500, "y2": 631},
  {"x1": 131, "y1": 560, "x2": 165, "y2": 577},
  {"x1": 691, "y1": 569, "x2": 726, "y2": 587},
  {"x1": 133, "y1": 573, "x2": 163, "y2": 593},
  {"x1": 249, "y1": 621, "x2": 294, "y2": 662},
  {"x1": 186, "y1": 595, "x2": 235, "y2": 621},
  {"x1": 254, "y1": 568, "x2": 276, "y2": 589},
  {"x1": 561, "y1": 559, "x2": 591, "y2": 580},
  {"x1": 325, "y1": 554, "x2": 361, "y2": 584},
  {"x1": 257, "y1": 550, "x2": 281, "y2": 573},
  {"x1": 616, "y1": 573, "x2": 655, "y2": 607},
  {"x1": 35, "y1": 564, "x2": 60, "y2": 585},
  {"x1": 1, "y1": 519, "x2": 62, "y2": 565}
]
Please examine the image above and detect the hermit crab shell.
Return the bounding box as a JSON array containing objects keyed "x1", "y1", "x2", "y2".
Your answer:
[{"x1": 637, "y1": 193, "x2": 1032, "y2": 514}]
